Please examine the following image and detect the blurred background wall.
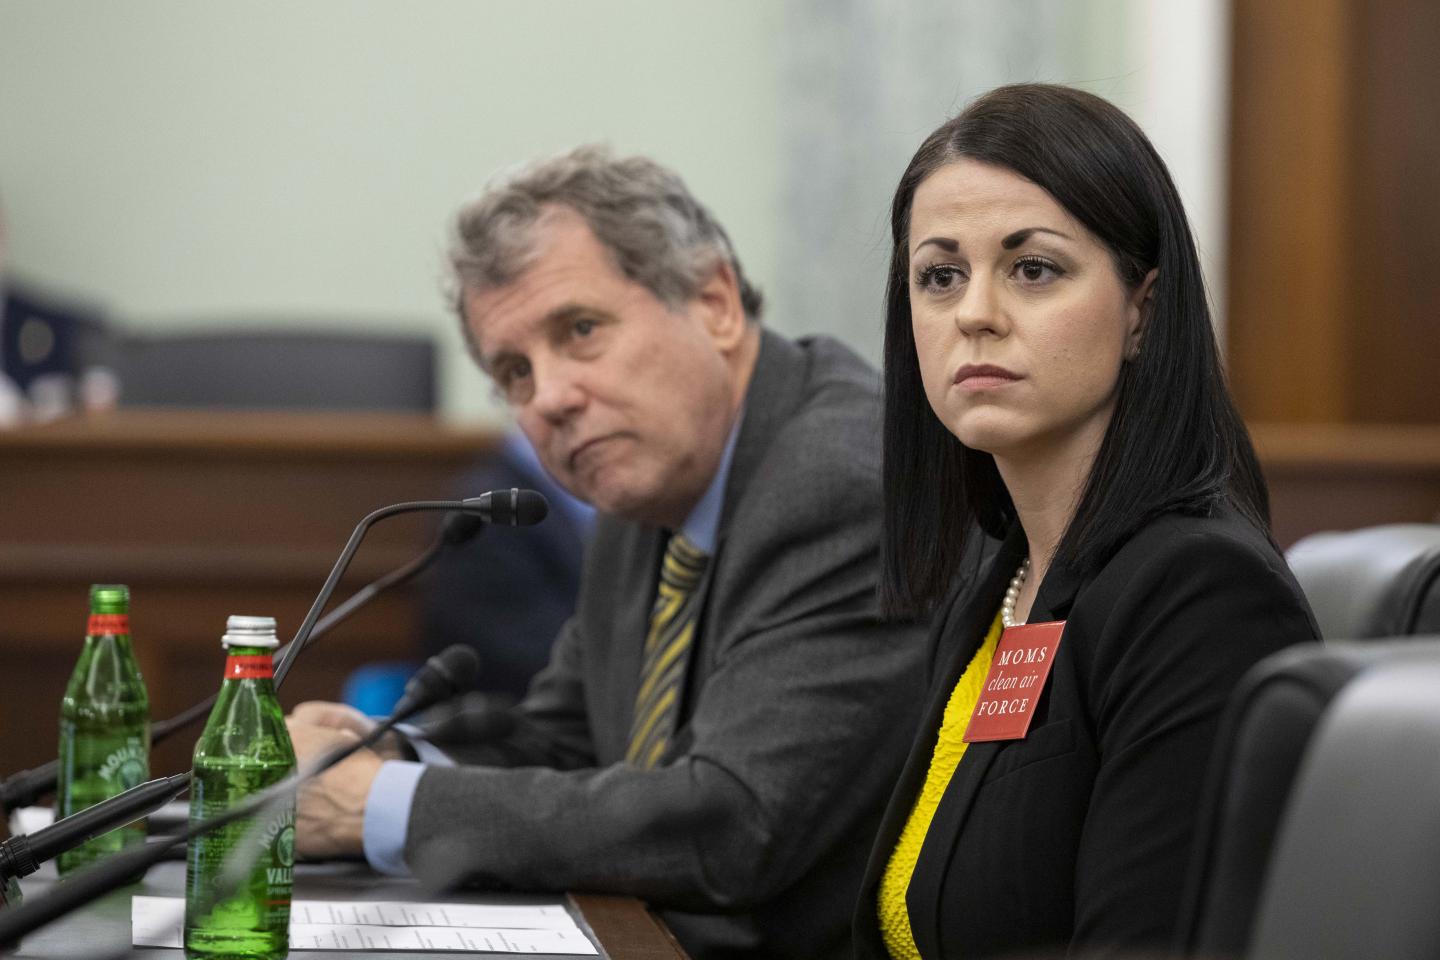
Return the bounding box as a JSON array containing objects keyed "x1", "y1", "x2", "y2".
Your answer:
[
  {"x1": 777, "y1": 0, "x2": 1228, "y2": 362},
  {"x1": 0, "y1": 0, "x2": 1226, "y2": 422}
]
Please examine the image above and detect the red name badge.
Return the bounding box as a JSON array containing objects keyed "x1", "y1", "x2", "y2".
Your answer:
[{"x1": 963, "y1": 620, "x2": 1066, "y2": 743}]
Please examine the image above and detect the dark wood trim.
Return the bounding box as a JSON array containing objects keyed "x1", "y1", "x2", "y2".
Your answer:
[
  {"x1": 0, "y1": 543, "x2": 418, "y2": 584},
  {"x1": 1251, "y1": 421, "x2": 1440, "y2": 547},
  {"x1": 1251, "y1": 422, "x2": 1440, "y2": 470},
  {"x1": 569, "y1": 894, "x2": 691, "y2": 960},
  {"x1": 0, "y1": 409, "x2": 493, "y2": 458},
  {"x1": 1347, "y1": 0, "x2": 1440, "y2": 422}
]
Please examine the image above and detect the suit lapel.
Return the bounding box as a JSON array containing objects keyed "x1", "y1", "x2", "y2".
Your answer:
[
  {"x1": 908, "y1": 738, "x2": 1002, "y2": 959},
  {"x1": 675, "y1": 557, "x2": 718, "y2": 730},
  {"x1": 854, "y1": 526, "x2": 1024, "y2": 958},
  {"x1": 687, "y1": 328, "x2": 805, "y2": 689},
  {"x1": 718, "y1": 330, "x2": 806, "y2": 531},
  {"x1": 610, "y1": 525, "x2": 667, "y2": 751},
  {"x1": 647, "y1": 333, "x2": 810, "y2": 752},
  {"x1": 1029, "y1": 557, "x2": 1083, "y2": 624},
  {"x1": 907, "y1": 541, "x2": 1085, "y2": 956}
]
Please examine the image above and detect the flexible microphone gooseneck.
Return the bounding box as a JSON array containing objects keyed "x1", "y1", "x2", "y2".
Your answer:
[
  {"x1": 272, "y1": 491, "x2": 546, "y2": 688},
  {"x1": 0, "y1": 646, "x2": 480, "y2": 948},
  {"x1": 0, "y1": 490, "x2": 547, "y2": 814}
]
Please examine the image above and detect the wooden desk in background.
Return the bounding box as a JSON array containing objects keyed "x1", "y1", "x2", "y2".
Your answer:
[
  {"x1": 0, "y1": 410, "x2": 498, "y2": 797},
  {"x1": 1251, "y1": 422, "x2": 1440, "y2": 547}
]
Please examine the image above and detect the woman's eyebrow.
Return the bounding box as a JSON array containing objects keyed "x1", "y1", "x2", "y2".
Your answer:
[
  {"x1": 1001, "y1": 226, "x2": 1074, "y2": 249},
  {"x1": 914, "y1": 236, "x2": 959, "y2": 255}
]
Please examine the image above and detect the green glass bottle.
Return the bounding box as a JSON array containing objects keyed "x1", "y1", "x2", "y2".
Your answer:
[
  {"x1": 184, "y1": 615, "x2": 296, "y2": 960},
  {"x1": 56, "y1": 584, "x2": 151, "y2": 874}
]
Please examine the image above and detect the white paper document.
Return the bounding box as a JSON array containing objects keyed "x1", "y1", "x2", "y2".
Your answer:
[{"x1": 131, "y1": 895, "x2": 599, "y2": 954}]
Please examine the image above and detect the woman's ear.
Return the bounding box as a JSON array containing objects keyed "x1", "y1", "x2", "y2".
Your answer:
[{"x1": 1125, "y1": 268, "x2": 1159, "y2": 360}]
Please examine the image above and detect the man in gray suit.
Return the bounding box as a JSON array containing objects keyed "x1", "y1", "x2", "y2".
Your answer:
[{"x1": 287, "y1": 146, "x2": 927, "y2": 959}]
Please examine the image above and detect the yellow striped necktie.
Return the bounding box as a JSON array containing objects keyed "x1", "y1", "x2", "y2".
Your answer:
[{"x1": 626, "y1": 532, "x2": 709, "y2": 769}]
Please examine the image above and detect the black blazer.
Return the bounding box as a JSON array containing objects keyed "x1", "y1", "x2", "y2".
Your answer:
[{"x1": 854, "y1": 505, "x2": 1319, "y2": 959}]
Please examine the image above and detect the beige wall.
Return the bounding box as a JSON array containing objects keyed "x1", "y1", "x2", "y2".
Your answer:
[
  {"x1": 0, "y1": 0, "x2": 785, "y2": 421},
  {"x1": 0, "y1": 1, "x2": 1227, "y2": 421}
]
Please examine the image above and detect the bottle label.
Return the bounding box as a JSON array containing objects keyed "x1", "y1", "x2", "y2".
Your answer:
[
  {"x1": 87, "y1": 613, "x2": 130, "y2": 636},
  {"x1": 97, "y1": 740, "x2": 148, "y2": 788},
  {"x1": 259, "y1": 806, "x2": 297, "y2": 895},
  {"x1": 225, "y1": 654, "x2": 274, "y2": 680},
  {"x1": 187, "y1": 787, "x2": 294, "y2": 938},
  {"x1": 57, "y1": 730, "x2": 148, "y2": 873}
]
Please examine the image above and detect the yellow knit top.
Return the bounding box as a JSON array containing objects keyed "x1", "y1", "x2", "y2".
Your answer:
[{"x1": 877, "y1": 609, "x2": 1004, "y2": 960}]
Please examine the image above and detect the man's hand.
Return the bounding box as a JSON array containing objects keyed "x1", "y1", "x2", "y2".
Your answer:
[
  {"x1": 285, "y1": 717, "x2": 383, "y2": 860},
  {"x1": 289, "y1": 700, "x2": 408, "y2": 761}
]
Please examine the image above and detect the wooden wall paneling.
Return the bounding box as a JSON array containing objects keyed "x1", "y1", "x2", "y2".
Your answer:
[
  {"x1": 1349, "y1": 0, "x2": 1440, "y2": 422},
  {"x1": 1230, "y1": 0, "x2": 1440, "y2": 425},
  {"x1": 1228, "y1": 0, "x2": 1356, "y2": 423}
]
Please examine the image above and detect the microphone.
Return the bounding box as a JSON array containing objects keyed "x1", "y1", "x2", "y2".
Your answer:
[
  {"x1": 431, "y1": 487, "x2": 548, "y2": 551},
  {"x1": 442, "y1": 510, "x2": 487, "y2": 547},
  {"x1": 463, "y1": 488, "x2": 549, "y2": 527},
  {"x1": 389, "y1": 646, "x2": 482, "y2": 721},
  {"x1": 0, "y1": 648, "x2": 479, "y2": 946},
  {"x1": 0, "y1": 774, "x2": 190, "y2": 883},
  {"x1": 415, "y1": 692, "x2": 517, "y2": 746},
  {"x1": 0, "y1": 489, "x2": 538, "y2": 814}
]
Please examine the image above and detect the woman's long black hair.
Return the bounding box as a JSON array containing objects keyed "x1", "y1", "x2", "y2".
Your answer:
[{"x1": 881, "y1": 84, "x2": 1269, "y2": 617}]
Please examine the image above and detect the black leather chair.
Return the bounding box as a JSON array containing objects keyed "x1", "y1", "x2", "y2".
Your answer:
[
  {"x1": 108, "y1": 328, "x2": 436, "y2": 412},
  {"x1": 1285, "y1": 524, "x2": 1440, "y2": 640},
  {"x1": 1247, "y1": 653, "x2": 1440, "y2": 959},
  {"x1": 1177, "y1": 639, "x2": 1440, "y2": 959}
]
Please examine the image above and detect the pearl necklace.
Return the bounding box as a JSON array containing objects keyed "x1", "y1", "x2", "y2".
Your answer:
[{"x1": 1001, "y1": 557, "x2": 1030, "y2": 628}]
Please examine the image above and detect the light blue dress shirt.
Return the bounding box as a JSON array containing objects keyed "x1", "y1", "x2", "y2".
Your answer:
[{"x1": 362, "y1": 414, "x2": 743, "y2": 875}]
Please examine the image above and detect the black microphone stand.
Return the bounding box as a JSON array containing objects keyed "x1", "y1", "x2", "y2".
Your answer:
[{"x1": 272, "y1": 500, "x2": 485, "y2": 688}]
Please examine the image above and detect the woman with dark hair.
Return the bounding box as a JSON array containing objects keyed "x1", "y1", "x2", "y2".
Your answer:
[{"x1": 853, "y1": 84, "x2": 1318, "y2": 959}]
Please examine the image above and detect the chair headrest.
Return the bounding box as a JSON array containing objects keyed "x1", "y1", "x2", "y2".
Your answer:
[
  {"x1": 1250, "y1": 653, "x2": 1440, "y2": 959},
  {"x1": 1286, "y1": 524, "x2": 1440, "y2": 639},
  {"x1": 1179, "y1": 638, "x2": 1440, "y2": 957}
]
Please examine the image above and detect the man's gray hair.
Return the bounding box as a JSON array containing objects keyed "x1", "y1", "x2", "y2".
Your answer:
[{"x1": 447, "y1": 145, "x2": 764, "y2": 326}]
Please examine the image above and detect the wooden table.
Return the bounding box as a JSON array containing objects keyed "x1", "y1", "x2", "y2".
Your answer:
[{"x1": 5, "y1": 861, "x2": 688, "y2": 959}]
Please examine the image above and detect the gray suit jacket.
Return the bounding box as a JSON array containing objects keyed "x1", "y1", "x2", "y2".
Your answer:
[{"x1": 406, "y1": 330, "x2": 929, "y2": 959}]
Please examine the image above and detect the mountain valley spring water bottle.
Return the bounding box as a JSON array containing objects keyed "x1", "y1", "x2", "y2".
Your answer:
[{"x1": 184, "y1": 615, "x2": 296, "y2": 960}]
